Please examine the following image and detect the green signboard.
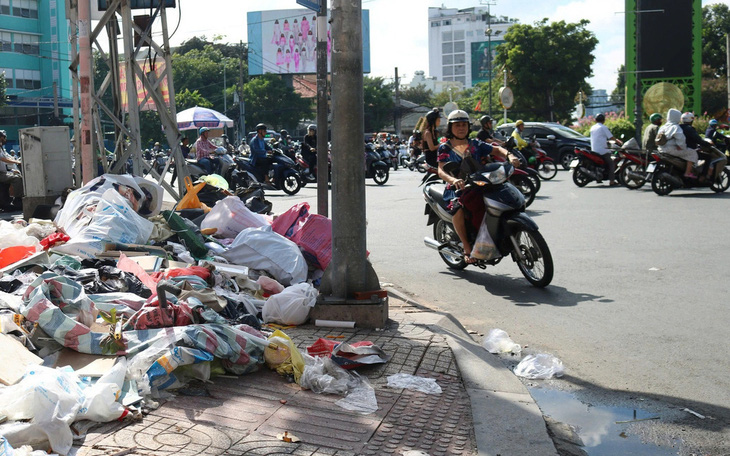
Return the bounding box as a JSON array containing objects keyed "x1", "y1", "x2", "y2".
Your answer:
[{"x1": 471, "y1": 40, "x2": 502, "y2": 85}]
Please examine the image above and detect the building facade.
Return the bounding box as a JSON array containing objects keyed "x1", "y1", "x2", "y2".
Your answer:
[
  {"x1": 0, "y1": 0, "x2": 72, "y2": 148},
  {"x1": 428, "y1": 6, "x2": 514, "y2": 88},
  {"x1": 407, "y1": 70, "x2": 463, "y2": 95}
]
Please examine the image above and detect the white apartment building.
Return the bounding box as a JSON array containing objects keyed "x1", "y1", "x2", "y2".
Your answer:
[
  {"x1": 428, "y1": 6, "x2": 515, "y2": 88},
  {"x1": 407, "y1": 70, "x2": 464, "y2": 95}
]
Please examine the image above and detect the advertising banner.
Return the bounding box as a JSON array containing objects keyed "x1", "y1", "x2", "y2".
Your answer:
[
  {"x1": 247, "y1": 8, "x2": 370, "y2": 76},
  {"x1": 119, "y1": 60, "x2": 170, "y2": 112},
  {"x1": 471, "y1": 40, "x2": 503, "y2": 85}
]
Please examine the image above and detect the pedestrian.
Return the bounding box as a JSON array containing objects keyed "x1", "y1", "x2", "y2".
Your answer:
[{"x1": 589, "y1": 113, "x2": 623, "y2": 186}]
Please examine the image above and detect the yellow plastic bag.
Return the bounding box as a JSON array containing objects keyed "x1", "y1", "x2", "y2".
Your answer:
[
  {"x1": 265, "y1": 329, "x2": 305, "y2": 383},
  {"x1": 176, "y1": 176, "x2": 207, "y2": 210}
]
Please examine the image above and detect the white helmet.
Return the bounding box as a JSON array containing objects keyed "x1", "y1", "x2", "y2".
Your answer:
[
  {"x1": 447, "y1": 109, "x2": 470, "y2": 124},
  {"x1": 680, "y1": 112, "x2": 695, "y2": 124}
]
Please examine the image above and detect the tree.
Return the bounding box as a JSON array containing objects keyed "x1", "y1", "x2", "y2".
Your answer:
[
  {"x1": 241, "y1": 75, "x2": 312, "y2": 131},
  {"x1": 701, "y1": 64, "x2": 727, "y2": 118},
  {"x1": 610, "y1": 64, "x2": 625, "y2": 105},
  {"x1": 363, "y1": 76, "x2": 394, "y2": 132},
  {"x1": 0, "y1": 69, "x2": 7, "y2": 108},
  {"x1": 400, "y1": 84, "x2": 433, "y2": 106},
  {"x1": 175, "y1": 88, "x2": 213, "y2": 111},
  {"x1": 702, "y1": 3, "x2": 730, "y2": 78},
  {"x1": 493, "y1": 19, "x2": 598, "y2": 122}
]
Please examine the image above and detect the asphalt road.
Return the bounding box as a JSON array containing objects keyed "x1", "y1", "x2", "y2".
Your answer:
[{"x1": 271, "y1": 166, "x2": 730, "y2": 454}]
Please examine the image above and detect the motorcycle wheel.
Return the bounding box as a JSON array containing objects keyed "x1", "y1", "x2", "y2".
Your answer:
[
  {"x1": 651, "y1": 171, "x2": 674, "y2": 196},
  {"x1": 281, "y1": 173, "x2": 302, "y2": 195},
  {"x1": 710, "y1": 168, "x2": 730, "y2": 193},
  {"x1": 373, "y1": 167, "x2": 389, "y2": 185},
  {"x1": 512, "y1": 175, "x2": 536, "y2": 207},
  {"x1": 526, "y1": 172, "x2": 541, "y2": 194},
  {"x1": 620, "y1": 162, "x2": 647, "y2": 190},
  {"x1": 537, "y1": 161, "x2": 558, "y2": 180},
  {"x1": 513, "y1": 229, "x2": 554, "y2": 288},
  {"x1": 433, "y1": 220, "x2": 467, "y2": 270},
  {"x1": 572, "y1": 167, "x2": 591, "y2": 187}
]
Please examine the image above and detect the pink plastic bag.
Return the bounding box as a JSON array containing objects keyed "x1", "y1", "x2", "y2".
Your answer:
[
  {"x1": 272, "y1": 203, "x2": 332, "y2": 270},
  {"x1": 272, "y1": 202, "x2": 310, "y2": 237}
]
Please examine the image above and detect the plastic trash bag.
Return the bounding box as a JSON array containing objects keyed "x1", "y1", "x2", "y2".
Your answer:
[
  {"x1": 264, "y1": 329, "x2": 305, "y2": 383},
  {"x1": 471, "y1": 215, "x2": 499, "y2": 260},
  {"x1": 271, "y1": 202, "x2": 333, "y2": 270},
  {"x1": 201, "y1": 196, "x2": 269, "y2": 239},
  {"x1": 262, "y1": 282, "x2": 317, "y2": 326},
  {"x1": 222, "y1": 226, "x2": 308, "y2": 286},
  {"x1": 482, "y1": 328, "x2": 522, "y2": 355},
  {"x1": 0, "y1": 221, "x2": 41, "y2": 250},
  {"x1": 386, "y1": 373, "x2": 442, "y2": 395},
  {"x1": 299, "y1": 356, "x2": 357, "y2": 395},
  {"x1": 335, "y1": 374, "x2": 378, "y2": 415},
  {"x1": 514, "y1": 354, "x2": 565, "y2": 379}
]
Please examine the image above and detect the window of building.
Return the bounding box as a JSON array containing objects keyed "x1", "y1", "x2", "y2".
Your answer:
[
  {"x1": 443, "y1": 66, "x2": 454, "y2": 76},
  {"x1": 453, "y1": 41, "x2": 465, "y2": 53},
  {"x1": 442, "y1": 55, "x2": 453, "y2": 65},
  {"x1": 0, "y1": 68, "x2": 12, "y2": 88},
  {"x1": 443, "y1": 76, "x2": 454, "y2": 81},
  {"x1": 16, "y1": 69, "x2": 41, "y2": 90},
  {"x1": 454, "y1": 54, "x2": 465, "y2": 64},
  {"x1": 455, "y1": 76, "x2": 466, "y2": 85},
  {"x1": 431, "y1": 21, "x2": 440, "y2": 27},
  {"x1": 454, "y1": 65, "x2": 466, "y2": 76},
  {"x1": 0, "y1": 32, "x2": 11, "y2": 51},
  {"x1": 454, "y1": 30, "x2": 464, "y2": 40},
  {"x1": 14, "y1": 33, "x2": 39, "y2": 55},
  {"x1": 442, "y1": 20, "x2": 451, "y2": 26},
  {"x1": 466, "y1": 31, "x2": 473, "y2": 37},
  {"x1": 442, "y1": 42, "x2": 453, "y2": 54},
  {"x1": 442, "y1": 31, "x2": 452, "y2": 41},
  {"x1": 0, "y1": 0, "x2": 9, "y2": 15},
  {"x1": 12, "y1": 0, "x2": 38, "y2": 18}
]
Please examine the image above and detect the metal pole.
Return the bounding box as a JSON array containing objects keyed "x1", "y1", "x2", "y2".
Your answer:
[
  {"x1": 726, "y1": 33, "x2": 730, "y2": 117},
  {"x1": 487, "y1": 6, "x2": 492, "y2": 117},
  {"x1": 67, "y1": 0, "x2": 81, "y2": 185},
  {"x1": 120, "y1": 1, "x2": 142, "y2": 176},
  {"x1": 634, "y1": 2, "x2": 643, "y2": 143},
  {"x1": 316, "y1": 0, "x2": 329, "y2": 216},
  {"x1": 503, "y1": 68, "x2": 507, "y2": 122},
  {"x1": 324, "y1": 0, "x2": 379, "y2": 299},
  {"x1": 394, "y1": 67, "x2": 401, "y2": 137},
  {"x1": 78, "y1": 0, "x2": 93, "y2": 183},
  {"x1": 223, "y1": 62, "x2": 227, "y2": 115},
  {"x1": 239, "y1": 41, "x2": 245, "y2": 146}
]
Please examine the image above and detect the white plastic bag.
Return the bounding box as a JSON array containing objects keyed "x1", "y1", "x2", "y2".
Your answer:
[
  {"x1": 201, "y1": 196, "x2": 269, "y2": 238},
  {"x1": 299, "y1": 356, "x2": 355, "y2": 395},
  {"x1": 482, "y1": 328, "x2": 522, "y2": 355},
  {"x1": 262, "y1": 282, "x2": 318, "y2": 325},
  {"x1": 0, "y1": 221, "x2": 40, "y2": 250},
  {"x1": 222, "y1": 226, "x2": 308, "y2": 286},
  {"x1": 471, "y1": 215, "x2": 499, "y2": 260},
  {"x1": 514, "y1": 354, "x2": 564, "y2": 379},
  {"x1": 386, "y1": 373, "x2": 442, "y2": 395},
  {"x1": 335, "y1": 375, "x2": 378, "y2": 415}
]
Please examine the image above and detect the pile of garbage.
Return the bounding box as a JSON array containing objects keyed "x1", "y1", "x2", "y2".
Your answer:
[{"x1": 0, "y1": 174, "x2": 378, "y2": 455}]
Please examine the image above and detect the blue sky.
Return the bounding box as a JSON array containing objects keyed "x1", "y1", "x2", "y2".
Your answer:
[{"x1": 169, "y1": 0, "x2": 729, "y2": 93}]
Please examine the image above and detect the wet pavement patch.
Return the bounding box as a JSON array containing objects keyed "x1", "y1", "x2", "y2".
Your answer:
[{"x1": 529, "y1": 387, "x2": 679, "y2": 455}]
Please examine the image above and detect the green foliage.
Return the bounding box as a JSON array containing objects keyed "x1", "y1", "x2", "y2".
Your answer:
[
  {"x1": 0, "y1": 70, "x2": 6, "y2": 108},
  {"x1": 610, "y1": 64, "x2": 625, "y2": 105},
  {"x1": 176, "y1": 88, "x2": 213, "y2": 110},
  {"x1": 364, "y1": 76, "x2": 394, "y2": 132},
  {"x1": 493, "y1": 19, "x2": 598, "y2": 122},
  {"x1": 573, "y1": 112, "x2": 636, "y2": 141},
  {"x1": 701, "y1": 64, "x2": 727, "y2": 118},
  {"x1": 400, "y1": 84, "x2": 433, "y2": 106},
  {"x1": 242, "y1": 75, "x2": 312, "y2": 131},
  {"x1": 702, "y1": 4, "x2": 730, "y2": 77}
]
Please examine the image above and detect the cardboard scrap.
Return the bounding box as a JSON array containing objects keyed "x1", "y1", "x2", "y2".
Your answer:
[
  {"x1": 55, "y1": 348, "x2": 117, "y2": 377},
  {"x1": 0, "y1": 333, "x2": 42, "y2": 385}
]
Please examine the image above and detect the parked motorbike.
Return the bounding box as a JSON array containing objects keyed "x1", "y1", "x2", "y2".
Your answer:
[
  {"x1": 647, "y1": 151, "x2": 730, "y2": 196},
  {"x1": 365, "y1": 144, "x2": 390, "y2": 185},
  {"x1": 423, "y1": 161, "x2": 553, "y2": 287},
  {"x1": 235, "y1": 148, "x2": 302, "y2": 195}
]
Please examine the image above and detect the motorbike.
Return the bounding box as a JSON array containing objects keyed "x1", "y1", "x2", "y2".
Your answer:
[
  {"x1": 365, "y1": 144, "x2": 390, "y2": 185},
  {"x1": 235, "y1": 148, "x2": 302, "y2": 195},
  {"x1": 186, "y1": 147, "x2": 240, "y2": 189},
  {"x1": 527, "y1": 138, "x2": 558, "y2": 180},
  {"x1": 614, "y1": 138, "x2": 657, "y2": 190},
  {"x1": 422, "y1": 161, "x2": 553, "y2": 287},
  {"x1": 398, "y1": 146, "x2": 410, "y2": 169},
  {"x1": 647, "y1": 150, "x2": 730, "y2": 196},
  {"x1": 501, "y1": 138, "x2": 542, "y2": 195},
  {"x1": 570, "y1": 146, "x2": 625, "y2": 187},
  {"x1": 296, "y1": 150, "x2": 331, "y2": 185}
]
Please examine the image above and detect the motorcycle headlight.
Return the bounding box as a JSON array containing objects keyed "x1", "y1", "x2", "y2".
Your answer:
[{"x1": 481, "y1": 164, "x2": 509, "y2": 185}]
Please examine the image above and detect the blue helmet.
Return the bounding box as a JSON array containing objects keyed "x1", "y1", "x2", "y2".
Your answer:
[
  {"x1": 199, "y1": 127, "x2": 210, "y2": 136},
  {"x1": 710, "y1": 119, "x2": 719, "y2": 127}
]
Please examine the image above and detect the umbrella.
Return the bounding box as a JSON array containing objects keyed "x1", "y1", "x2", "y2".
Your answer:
[{"x1": 176, "y1": 106, "x2": 234, "y2": 131}]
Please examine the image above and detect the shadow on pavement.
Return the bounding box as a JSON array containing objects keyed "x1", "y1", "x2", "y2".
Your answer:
[{"x1": 439, "y1": 269, "x2": 610, "y2": 307}]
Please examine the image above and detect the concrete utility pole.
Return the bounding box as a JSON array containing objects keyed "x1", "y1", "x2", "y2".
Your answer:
[
  {"x1": 394, "y1": 67, "x2": 401, "y2": 137},
  {"x1": 634, "y1": 1, "x2": 643, "y2": 143},
  {"x1": 316, "y1": 0, "x2": 329, "y2": 216},
  {"x1": 77, "y1": 0, "x2": 93, "y2": 183},
  {"x1": 239, "y1": 41, "x2": 245, "y2": 143},
  {"x1": 315, "y1": 0, "x2": 387, "y2": 329}
]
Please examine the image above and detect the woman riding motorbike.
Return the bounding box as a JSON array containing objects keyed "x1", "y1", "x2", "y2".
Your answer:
[{"x1": 437, "y1": 110, "x2": 520, "y2": 264}]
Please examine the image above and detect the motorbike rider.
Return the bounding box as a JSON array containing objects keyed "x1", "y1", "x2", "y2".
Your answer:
[
  {"x1": 705, "y1": 119, "x2": 730, "y2": 153},
  {"x1": 589, "y1": 113, "x2": 623, "y2": 186},
  {"x1": 408, "y1": 130, "x2": 422, "y2": 159},
  {"x1": 249, "y1": 123, "x2": 273, "y2": 184},
  {"x1": 0, "y1": 130, "x2": 23, "y2": 210},
  {"x1": 278, "y1": 129, "x2": 294, "y2": 160},
  {"x1": 657, "y1": 108, "x2": 697, "y2": 179},
  {"x1": 422, "y1": 109, "x2": 441, "y2": 169},
  {"x1": 642, "y1": 112, "x2": 663, "y2": 153},
  {"x1": 476, "y1": 115, "x2": 501, "y2": 144},
  {"x1": 195, "y1": 127, "x2": 220, "y2": 174},
  {"x1": 302, "y1": 124, "x2": 318, "y2": 174},
  {"x1": 511, "y1": 119, "x2": 537, "y2": 165},
  {"x1": 437, "y1": 110, "x2": 520, "y2": 264},
  {"x1": 680, "y1": 112, "x2": 727, "y2": 182},
  {"x1": 221, "y1": 134, "x2": 235, "y2": 154}
]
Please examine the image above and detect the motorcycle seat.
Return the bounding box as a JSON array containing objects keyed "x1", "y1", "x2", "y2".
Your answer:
[{"x1": 426, "y1": 184, "x2": 451, "y2": 211}]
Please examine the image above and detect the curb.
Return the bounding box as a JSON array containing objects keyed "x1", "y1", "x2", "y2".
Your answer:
[{"x1": 385, "y1": 287, "x2": 558, "y2": 456}]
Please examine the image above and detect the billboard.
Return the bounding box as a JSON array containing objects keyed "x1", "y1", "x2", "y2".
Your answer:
[
  {"x1": 119, "y1": 60, "x2": 170, "y2": 112},
  {"x1": 247, "y1": 9, "x2": 370, "y2": 76},
  {"x1": 471, "y1": 40, "x2": 503, "y2": 85}
]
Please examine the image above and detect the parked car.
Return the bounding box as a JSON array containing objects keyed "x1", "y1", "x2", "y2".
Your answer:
[{"x1": 496, "y1": 122, "x2": 591, "y2": 170}]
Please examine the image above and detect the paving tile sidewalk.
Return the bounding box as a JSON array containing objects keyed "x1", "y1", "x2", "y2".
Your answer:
[{"x1": 74, "y1": 290, "x2": 557, "y2": 456}]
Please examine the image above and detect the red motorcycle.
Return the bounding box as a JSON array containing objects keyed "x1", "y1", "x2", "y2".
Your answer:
[
  {"x1": 526, "y1": 137, "x2": 558, "y2": 180},
  {"x1": 570, "y1": 146, "x2": 625, "y2": 187}
]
